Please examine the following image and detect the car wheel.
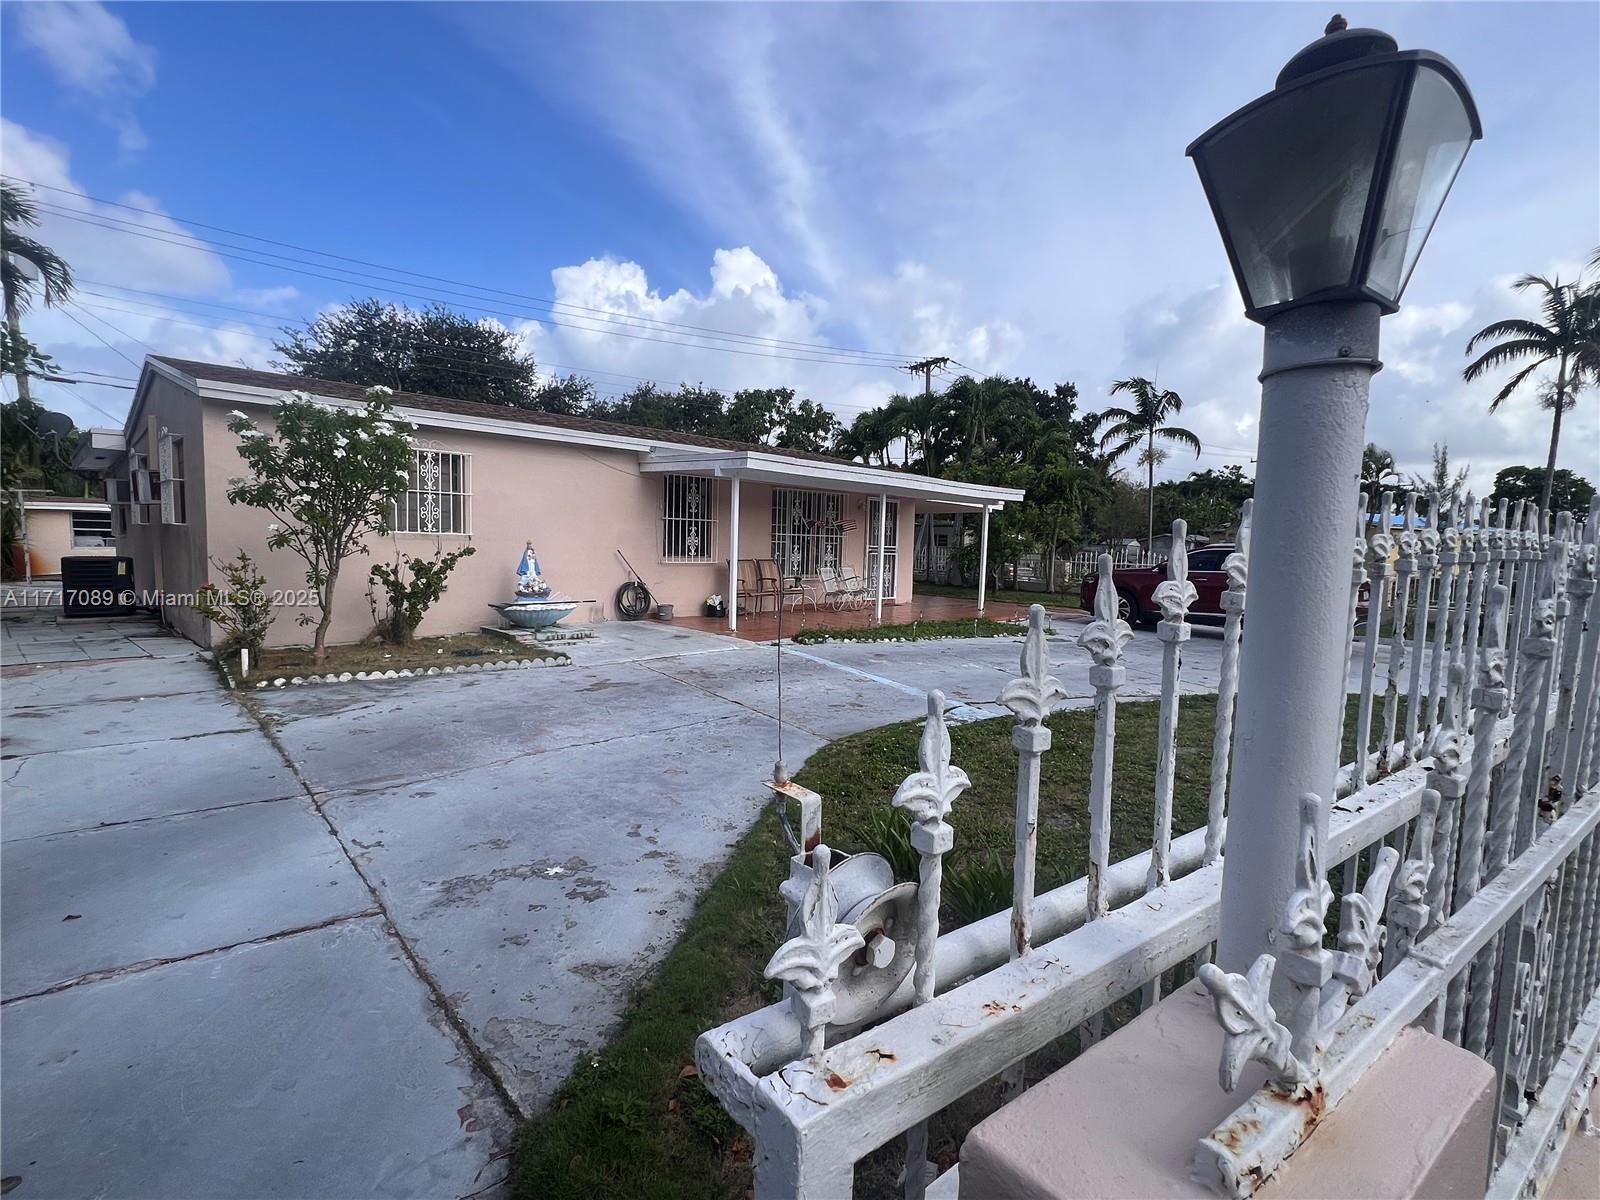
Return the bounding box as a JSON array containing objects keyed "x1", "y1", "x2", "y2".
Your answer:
[{"x1": 1116, "y1": 589, "x2": 1140, "y2": 626}]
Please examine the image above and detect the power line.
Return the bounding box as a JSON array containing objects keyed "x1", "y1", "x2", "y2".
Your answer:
[{"x1": 14, "y1": 186, "x2": 920, "y2": 368}]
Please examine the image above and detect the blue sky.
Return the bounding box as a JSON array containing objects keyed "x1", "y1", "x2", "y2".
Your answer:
[{"x1": 3, "y1": 1, "x2": 1596, "y2": 493}]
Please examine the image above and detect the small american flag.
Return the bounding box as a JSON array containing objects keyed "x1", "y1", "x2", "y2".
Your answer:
[{"x1": 838, "y1": 519, "x2": 859, "y2": 534}]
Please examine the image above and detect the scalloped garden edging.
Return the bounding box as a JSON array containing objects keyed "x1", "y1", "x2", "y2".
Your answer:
[{"x1": 219, "y1": 652, "x2": 570, "y2": 691}]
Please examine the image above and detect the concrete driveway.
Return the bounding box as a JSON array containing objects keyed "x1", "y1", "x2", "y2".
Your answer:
[{"x1": 3, "y1": 607, "x2": 1231, "y2": 1197}]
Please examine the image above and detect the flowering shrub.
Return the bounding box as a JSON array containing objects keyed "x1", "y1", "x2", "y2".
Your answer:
[{"x1": 225, "y1": 388, "x2": 414, "y2": 663}]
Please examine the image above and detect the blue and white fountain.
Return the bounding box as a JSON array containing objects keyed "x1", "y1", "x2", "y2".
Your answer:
[{"x1": 491, "y1": 542, "x2": 578, "y2": 630}]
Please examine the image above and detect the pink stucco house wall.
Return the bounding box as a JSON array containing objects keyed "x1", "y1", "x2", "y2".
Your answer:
[{"x1": 89, "y1": 357, "x2": 1023, "y2": 648}]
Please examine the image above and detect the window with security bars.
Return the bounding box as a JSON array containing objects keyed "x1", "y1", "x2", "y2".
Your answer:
[
  {"x1": 771, "y1": 489, "x2": 847, "y2": 576},
  {"x1": 661, "y1": 475, "x2": 718, "y2": 562},
  {"x1": 393, "y1": 448, "x2": 471, "y2": 535}
]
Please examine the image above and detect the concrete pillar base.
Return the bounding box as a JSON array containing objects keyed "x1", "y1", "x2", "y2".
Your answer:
[{"x1": 958, "y1": 980, "x2": 1495, "y2": 1199}]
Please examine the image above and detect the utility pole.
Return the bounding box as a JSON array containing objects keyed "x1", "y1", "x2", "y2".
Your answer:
[
  {"x1": 903, "y1": 356, "x2": 951, "y2": 587},
  {"x1": 903, "y1": 356, "x2": 951, "y2": 398}
]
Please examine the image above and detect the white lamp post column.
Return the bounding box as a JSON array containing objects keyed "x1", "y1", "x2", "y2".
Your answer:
[{"x1": 1216, "y1": 302, "x2": 1380, "y2": 974}]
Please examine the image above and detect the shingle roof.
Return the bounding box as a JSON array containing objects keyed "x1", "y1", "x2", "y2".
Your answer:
[{"x1": 149, "y1": 356, "x2": 885, "y2": 472}]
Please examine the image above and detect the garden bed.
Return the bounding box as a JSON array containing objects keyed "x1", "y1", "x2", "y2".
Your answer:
[
  {"x1": 227, "y1": 633, "x2": 567, "y2": 688},
  {"x1": 791, "y1": 616, "x2": 1033, "y2": 645}
]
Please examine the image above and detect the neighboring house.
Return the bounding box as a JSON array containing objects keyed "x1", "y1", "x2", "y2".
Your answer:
[
  {"x1": 13, "y1": 496, "x2": 116, "y2": 578},
  {"x1": 74, "y1": 356, "x2": 1023, "y2": 648}
]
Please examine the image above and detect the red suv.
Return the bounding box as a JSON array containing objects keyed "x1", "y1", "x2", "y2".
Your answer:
[
  {"x1": 1081, "y1": 546, "x2": 1237, "y2": 626},
  {"x1": 1081, "y1": 545, "x2": 1369, "y2": 626}
]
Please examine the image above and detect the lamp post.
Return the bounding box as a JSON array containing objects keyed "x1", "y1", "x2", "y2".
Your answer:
[{"x1": 1190, "y1": 14, "x2": 1480, "y2": 977}]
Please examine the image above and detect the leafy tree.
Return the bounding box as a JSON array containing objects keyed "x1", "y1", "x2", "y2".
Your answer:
[
  {"x1": 1154, "y1": 465, "x2": 1254, "y2": 536},
  {"x1": 1464, "y1": 272, "x2": 1600, "y2": 512},
  {"x1": 368, "y1": 544, "x2": 478, "y2": 645},
  {"x1": 1091, "y1": 377, "x2": 1201, "y2": 551},
  {"x1": 587, "y1": 382, "x2": 729, "y2": 435},
  {"x1": 1492, "y1": 466, "x2": 1594, "y2": 514},
  {"x1": 1, "y1": 183, "x2": 74, "y2": 403},
  {"x1": 1359, "y1": 443, "x2": 1401, "y2": 494},
  {"x1": 1407, "y1": 442, "x2": 1469, "y2": 512},
  {"x1": 776, "y1": 397, "x2": 841, "y2": 454},
  {"x1": 275, "y1": 299, "x2": 546, "y2": 410},
  {"x1": 225, "y1": 388, "x2": 416, "y2": 664}
]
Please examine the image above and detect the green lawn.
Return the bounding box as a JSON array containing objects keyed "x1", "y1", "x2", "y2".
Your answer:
[
  {"x1": 792, "y1": 616, "x2": 1029, "y2": 645},
  {"x1": 913, "y1": 581, "x2": 1085, "y2": 610},
  {"x1": 508, "y1": 693, "x2": 1394, "y2": 1200}
]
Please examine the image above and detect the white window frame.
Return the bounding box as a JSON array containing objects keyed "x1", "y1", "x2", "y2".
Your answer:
[
  {"x1": 159, "y1": 430, "x2": 187, "y2": 526},
  {"x1": 70, "y1": 510, "x2": 115, "y2": 547},
  {"x1": 771, "y1": 489, "x2": 846, "y2": 577},
  {"x1": 660, "y1": 474, "x2": 718, "y2": 563},
  {"x1": 392, "y1": 447, "x2": 472, "y2": 535}
]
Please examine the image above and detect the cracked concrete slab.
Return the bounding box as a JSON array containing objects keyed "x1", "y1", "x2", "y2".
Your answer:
[
  {"x1": 2, "y1": 730, "x2": 302, "y2": 842},
  {"x1": 308, "y1": 707, "x2": 824, "y2": 1112},
  {"x1": 0, "y1": 691, "x2": 254, "y2": 757},
  {"x1": 2, "y1": 796, "x2": 368, "y2": 999},
  {"x1": 1, "y1": 915, "x2": 507, "y2": 1200},
  {"x1": 2, "y1": 654, "x2": 219, "y2": 705}
]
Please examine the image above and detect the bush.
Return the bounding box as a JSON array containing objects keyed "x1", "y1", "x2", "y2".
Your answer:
[
  {"x1": 847, "y1": 806, "x2": 920, "y2": 882},
  {"x1": 367, "y1": 544, "x2": 476, "y2": 645},
  {"x1": 195, "y1": 551, "x2": 275, "y2": 658},
  {"x1": 943, "y1": 854, "x2": 1014, "y2": 926}
]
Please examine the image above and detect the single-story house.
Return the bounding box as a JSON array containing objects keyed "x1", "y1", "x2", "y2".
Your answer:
[
  {"x1": 11, "y1": 495, "x2": 116, "y2": 578},
  {"x1": 74, "y1": 356, "x2": 1024, "y2": 648}
]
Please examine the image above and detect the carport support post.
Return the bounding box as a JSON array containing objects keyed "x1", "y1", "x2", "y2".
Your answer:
[
  {"x1": 1216, "y1": 301, "x2": 1380, "y2": 988},
  {"x1": 874, "y1": 490, "x2": 888, "y2": 623},
  {"x1": 977, "y1": 505, "x2": 990, "y2": 615},
  {"x1": 728, "y1": 474, "x2": 741, "y2": 633}
]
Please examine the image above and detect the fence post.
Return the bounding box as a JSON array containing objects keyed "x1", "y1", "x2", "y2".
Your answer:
[
  {"x1": 1205, "y1": 500, "x2": 1252, "y2": 865},
  {"x1": 1216, "y1": 300, "x2": 1379, "y2": 981}
]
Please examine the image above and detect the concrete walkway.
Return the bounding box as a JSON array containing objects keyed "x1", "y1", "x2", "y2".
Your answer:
[{"x1": 1, "y1": 612, "x2": 508, "y2": 1200}]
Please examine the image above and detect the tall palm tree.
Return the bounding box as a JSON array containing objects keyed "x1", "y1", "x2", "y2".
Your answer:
[
  {"x1": 1463, "y1": 272, "x2": 1600, "y2": 513},
  {"x1": 1, "y1": 184, "x2": 75, "y2": 403},
  {"x1": 1092, "y1": 377, "x2": 1201, "y2": 552}
]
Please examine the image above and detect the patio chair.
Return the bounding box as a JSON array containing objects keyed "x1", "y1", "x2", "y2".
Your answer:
[
  {"x1": 837, "y1": 563, "x2": 873, "y2": 608},
  {"x1": 755, "y1": 559, "x2": 807, "y2": 612},
  {"x1": 821, "y1": 566, "x2": 867, "y2": 610},
  {"x1": 736, "y1": 559, "x2": 765, "y2": 614}
]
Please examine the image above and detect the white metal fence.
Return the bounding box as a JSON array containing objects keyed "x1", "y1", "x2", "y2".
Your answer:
[{"x1": 697, "y1": 492, "x2": 1600, "y2": 1199}]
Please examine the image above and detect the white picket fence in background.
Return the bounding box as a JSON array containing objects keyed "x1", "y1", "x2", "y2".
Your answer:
[{"x1": 697, "y1": 490, "x2": 1600, "y2": 1199}]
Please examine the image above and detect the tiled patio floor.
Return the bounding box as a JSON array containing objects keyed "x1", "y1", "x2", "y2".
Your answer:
[{"x1": 668, "y1": 591, "x2": 1083, "y2": 642}]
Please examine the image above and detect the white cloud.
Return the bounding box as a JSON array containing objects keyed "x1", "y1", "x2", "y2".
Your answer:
[{"x1": 13, "y1": 1, "x2": 157, "y2": 154}]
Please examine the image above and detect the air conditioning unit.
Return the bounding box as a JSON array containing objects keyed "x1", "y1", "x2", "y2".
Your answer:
[
  {"x1": 105, "y1": 478, "x2": 132, "y2": 505},
  {"x1": 132, "y1": 468, "x2": 162, "y2": 505}
]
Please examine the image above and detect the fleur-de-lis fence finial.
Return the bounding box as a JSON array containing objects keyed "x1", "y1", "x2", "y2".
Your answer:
[
  {"x1": 1079, "y1": 553, "x2": 1134, "y2": 668},
  {"x1": 1328, "y1": 846, "x2": 1399, "y2": 1013},
  {"x1": 1196, "y1": 954, "x2": 1310, "y2": 1092},
  {"x1": 1154, "y1": 520, "x2": 1199, "y2": 623},
  {"x1": 1275, "y1": 793, "x2": 1333, "y2": 1064},
  {"x1": 1000, "y1": 604, "x2": 1066, "y2": 725},
  {"x1": 1386, "y1": 786, "x2": 1440, "y2": 969},
  {"x1": 763, "y1": 843, "x2": 866, "y2": 1057},
  {"x1": 893, "y1": 691, "x2": 971, "y2": 831}
]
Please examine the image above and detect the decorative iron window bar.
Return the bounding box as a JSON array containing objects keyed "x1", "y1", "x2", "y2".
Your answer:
[
  {"x1": 771, "y1": 489, "x2": 845, "y2": 577},
  {"x1": 661, "y1": 474, "x2": 718, "y2": 563},
  {"x1": 393, "y1": 448, "x2": 471, "y2": 535},
  {"x1": 69, "y1": 511, "x2": 115, "y2": 547}
]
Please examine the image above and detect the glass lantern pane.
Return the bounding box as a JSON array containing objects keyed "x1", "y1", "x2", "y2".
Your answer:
[
  {"x1": 1365, "y1": 65, "x2": 1474, "y2": 303},
  {"x1": 1201, "y1": 66, "x2": 1400, "y2": 311}
]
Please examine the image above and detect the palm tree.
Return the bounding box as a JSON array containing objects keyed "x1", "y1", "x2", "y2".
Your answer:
[
  {"x1": 1092, "y1": 377, "x2": 1201, "y2": 552},
  {"x1": 1360, "y1": 443, "x2": 1401, "y2": 494},
  {"x1": 1463, "y1": 272, "x2": 1600, "y2": 513},
  {"x1": 1, "y1": 184, "x2": 75, "y2": 403}
]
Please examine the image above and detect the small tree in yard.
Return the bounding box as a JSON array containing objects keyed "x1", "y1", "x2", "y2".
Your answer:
[
  {"x1": 226, "y1": 389, "x2": 415, "y2": 664},
  {"x1": 194, "y1": 550, "x2": 276, "y2": 660},
  {"x1": 368, "y1": 545, "x2": 477, "y2": 645}
]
